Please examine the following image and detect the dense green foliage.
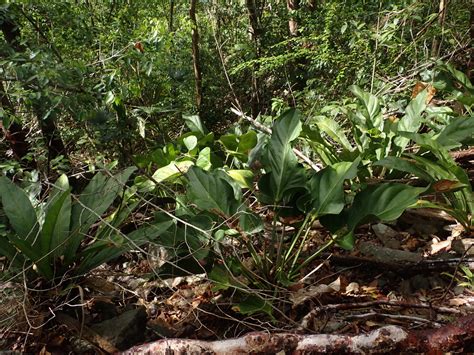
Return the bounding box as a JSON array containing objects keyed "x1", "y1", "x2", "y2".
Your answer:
[{"x1": 0, "y1": 0, "x2": 473, "y2": 320}]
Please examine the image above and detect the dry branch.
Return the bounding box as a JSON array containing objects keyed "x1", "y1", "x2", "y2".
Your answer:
[
  {"x1": 121, "y1": 315, "x2": 474, "y2": 354},
  {"x1": 230, "y1": 107, "x2": 322, "y2": 172}
]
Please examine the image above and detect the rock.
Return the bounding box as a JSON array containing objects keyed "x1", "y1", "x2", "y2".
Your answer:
[
  {"x1": 372, "y1": 223, "x2": 401, "y2": 249},
  {"x1": 91, "y1": 307, "x2": 147, "y2": 351}
]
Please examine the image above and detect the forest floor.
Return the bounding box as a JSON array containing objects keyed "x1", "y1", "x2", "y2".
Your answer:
[{"x1": 1, "y1": 206, "x2": 474, "y2": 354}]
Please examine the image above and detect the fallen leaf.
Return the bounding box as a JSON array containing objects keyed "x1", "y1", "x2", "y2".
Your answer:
[{"x1": 449, "y1": 298, "x2": 468, "y2": 306}]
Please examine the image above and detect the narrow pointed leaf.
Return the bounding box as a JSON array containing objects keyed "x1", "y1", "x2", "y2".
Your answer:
[{"x1": 0, "y1": 176, "x2": 39, "y2": 243}]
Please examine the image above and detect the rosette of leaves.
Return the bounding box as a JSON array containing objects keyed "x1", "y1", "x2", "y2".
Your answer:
[{"x1": 0, "y1": 168, "x2": 174, "y2": 282}]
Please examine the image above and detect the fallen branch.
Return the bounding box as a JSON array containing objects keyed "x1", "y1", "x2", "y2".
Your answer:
[
  {"x1": 325, "y1": 253, "x2": 474, "y2": 274},
  {"x1": 230, "y1": 107, "x2": 321, "y2": 172},
  {"x1": 121, "y1": 315, "x2": 474, "y2": 354}
]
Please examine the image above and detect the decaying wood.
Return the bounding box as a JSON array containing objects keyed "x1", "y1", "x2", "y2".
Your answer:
[
  {"x1": 121, "y1": 315, "x2": 474, "y2": 354},
  {"x1": 230, "y1": 107, "x2": 321, "y2": 171}
]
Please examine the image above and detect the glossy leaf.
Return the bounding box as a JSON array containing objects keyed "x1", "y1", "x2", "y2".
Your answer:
[
  {"x1": 350, "y1": 85, "x2": 382, "y2": 130},
  {"x1": 41, "y1": 174, "x2": 71, "y2": 258},
  {"x1": 347, "y1": 183, "x2": 427, "y2": 230},
  {"x1": 183, "y1": 114, "x2": 206, "y2": 135},
  {"x1": 259, "y1": 109, "x2": 307, "y2": 203},
  {"x1": 196, "y1": 147, "x2": 212, "y2": 170},
  {"x1": 435, "y1": 117, "x2": 474, "y2": 149},
  {"x1": 0, "y1": 176, "x2": 39, "y2": 243},
  {"x1": 394, "y1": 90, "x2": 427, "y2": 151},
  {"x1": 186, "y1": 166, "x2": 240, "y2": 216},
  {"x1": 308, "y1": 158, "x2": 359, "y2": 216}
]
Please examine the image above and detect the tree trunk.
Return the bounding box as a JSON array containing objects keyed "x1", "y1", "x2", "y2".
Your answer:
[
  {"x1": 468, "y1": 3, "x2": 474, "y2": 79},
  {"x1": 431, "y1": 0, "x2": 447, "y2": 58},
  {"x1": 246, "y1": 0, "x2": 262, "y2": 118},
  {"x1": 169, "y1": 0, "x2": 174, "y2": 32},
  {"x1": 190, "y1": 0, "x2": 203, "y2": 111},
  {"x1": 287, "y1": 0, "x2": 300, "y2": 36}
]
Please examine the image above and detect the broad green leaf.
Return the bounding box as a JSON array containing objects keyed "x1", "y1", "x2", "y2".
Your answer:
[
  {"x1": 239, "y1": 209, "x2": 264, "y2": 234},
  {"x1": 374, "y1": 156, "x2": 433, "y2": 182},
  {"x1": 183, "y1": 114, "x2": 206, "y2": 135},
  {"x1": 152, "y1": 160, "x2": 194, "y2": 184},
  {"x1": 350, "y1": 85, "x2": 382, "y2": 130},
  {"x1": 435, "y1": 117, "x2": 474, "y2": 149},
  {"x1": 226, "y1": 170, "x2": 254, "y2": 189},
  {"x1": 6, "y1": 233, "x2": 53, "y2": 279},
  {"x1": 315, "y1": 116, "x2": 354, "y2": 152},
  {"x1": 236, "y1": 295, "x2": 273, "y2": 318},
  {"x1": 259, "y1": 109, "x2": 307, "y2": 203},
  {"x1": 41, "y1": 190, "x2": 71, "y2": 259},
  {"x1": 183, "y1": 135, "x2": 198, "y2": 151},
  {"x1": 398, "y1": 131, "x2": 452, "y2": 162},
  {"x1": 347, "y1": 183, "x2": 427, "y2": 230},
  {"x1": 337, "y1": 231, "x2": 355, "y2": 250},
  {"x1": 0, "y1": 233, "x2": 23, "y2": 266},
  {"x1": 219, "y1": 134, "x2": 239, "y2": 151},
  {"x1": 237, "y1": 131, "x2": 258, "y2": 153},
  {"x1": 186, "y1": 166, "x2": 240, "y2": 216},
  {"x1": 215, "y1": 169, "x2": 243, "y2": 201},
  {"x1": 308, "y1": 158, "x2": 360, "y2": 216},
  {"x1": 0, "y1": 176, "x2": 39, "y2": 243},
  {"x1": 394, "y1": 90, "x2": 427, "y2": 151},
  {"x1": 196, "y1": 147, "x2": 212, "y2": 170}
]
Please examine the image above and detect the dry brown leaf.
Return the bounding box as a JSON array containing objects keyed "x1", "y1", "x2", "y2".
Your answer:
[
  {"x1": 411, "y1": 81, "x2": 436, "y2": 103},
  {"x1": 290, "y1": 277, "x2": 340, "y2": 306},
  {"x1": 449, "y1": 298, "x2": 468, "y2": 306}
]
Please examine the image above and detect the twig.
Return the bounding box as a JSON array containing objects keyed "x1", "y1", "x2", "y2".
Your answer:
[
  {"x1": 300, "y1": 299, "x2": 461, "y2": 330},
  {"x1": 230, "y1": 106, "x2": 321, "y2": 171},
  {"x1": 346, "y1": 312, "x2": 441, "y2": 327}
]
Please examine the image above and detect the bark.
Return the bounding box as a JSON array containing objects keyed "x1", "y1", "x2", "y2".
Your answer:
[
  {"x1": 469, "y1": 4, "x2": 474, "y2": 79},
  {"x1": 307, "y1": 0, "x2": 318, "y2": 11},
  {"x1": 245, "y1": 0, "x2": 262, "y2": 118},
  {"x1": 121, "y1": 315, "x2": 474, "y2": 354},
  {"x1": 189, "y1": 0, "x2": 203, "y2": 111},
  {"x1": 287, "y1": 0, "x2": 300, "y2": 36},
  {"x1": 169, "y1": 0, "x2": 174, "y2": 32},
  {"x1": 431, "y1": 0, "x2": 447, "y2": 58}
]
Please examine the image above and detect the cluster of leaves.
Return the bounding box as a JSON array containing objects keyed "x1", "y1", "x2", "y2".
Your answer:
[{"x1": 0, "y1": 63, "x2": 472, "y2": 319}]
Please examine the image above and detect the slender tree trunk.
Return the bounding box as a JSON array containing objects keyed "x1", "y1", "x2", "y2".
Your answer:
[
  {"x1": 246, "y1": 0, "x2": 262, "y2": 118},
  {"x1": 287, "y1": 0, "x2": 300, "y2": 36},
  {"x1": 431, "y1": 0, "x2": 447, "y2": 58},
  {"x1": 190, "y1": 0, "x2": 203, "y2": 111},
  {"x1": 468, "y1": 4, "x2": 474, "y2": 79},
  {"x1": 308, "y1": 0, "x2": 318, "y2": 11},
  {"x1": 169, "y1": 0, "x2": 174, "y2": 32}
]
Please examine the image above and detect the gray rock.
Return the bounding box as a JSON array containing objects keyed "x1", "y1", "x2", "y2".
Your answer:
[{"x1": 91, "y1": 306, "x2": 147, "y2": 351}]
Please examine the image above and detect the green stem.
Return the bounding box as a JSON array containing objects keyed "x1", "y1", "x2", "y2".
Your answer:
[{"x1": 283, "y1": 213, "x2": 312, "y2": 263}]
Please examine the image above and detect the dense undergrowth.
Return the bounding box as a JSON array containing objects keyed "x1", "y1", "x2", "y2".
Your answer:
[{"x1": 0, "y1": 1, "x2": 473, "y2": 352}]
